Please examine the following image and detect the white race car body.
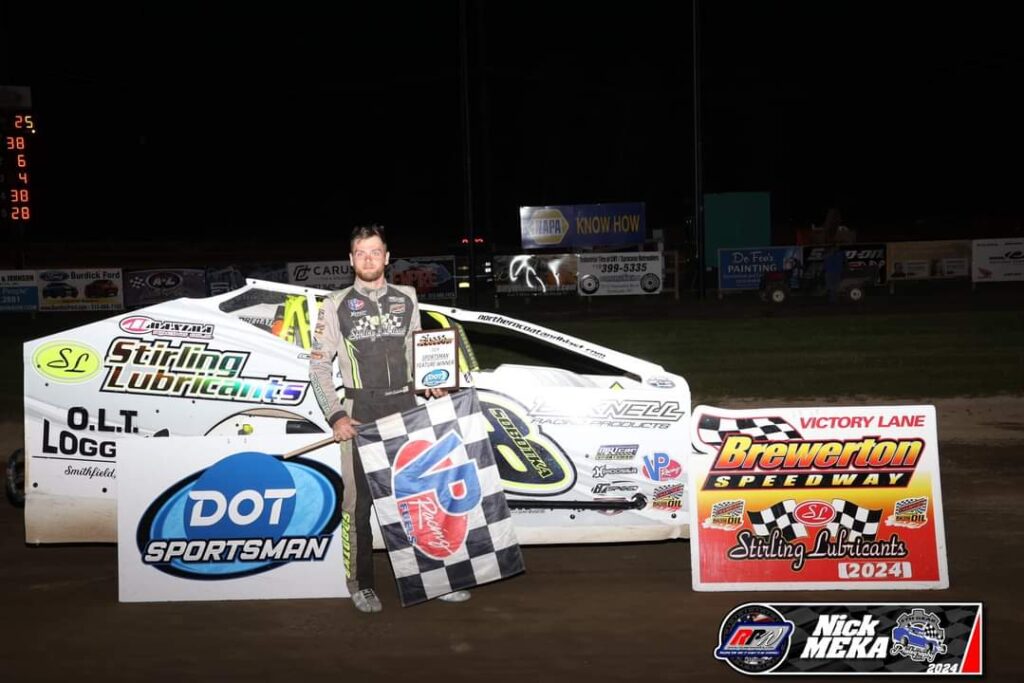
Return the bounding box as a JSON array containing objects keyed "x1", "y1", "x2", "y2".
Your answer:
[{"x1": 23, "y1": 280, "x2": 691, "y2": 545}]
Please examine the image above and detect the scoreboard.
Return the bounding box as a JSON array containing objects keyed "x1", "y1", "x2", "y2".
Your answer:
[{"x1": 1, "y1": 85, "x2": 35, "y2": 261}]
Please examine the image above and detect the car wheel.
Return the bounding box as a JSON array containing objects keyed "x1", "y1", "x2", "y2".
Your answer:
[
  {"x1": 770, "y1": 287, "x2": 787, "y2": 304},
  {"x1": 639, "y1": 273, "x2": 661, "y2": 293},
  {"x1": 5, "y1": 448, "x2": 24, "y2": 508}
]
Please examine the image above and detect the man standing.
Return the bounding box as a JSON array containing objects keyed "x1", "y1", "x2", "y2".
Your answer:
[{"x1": 309, "y1": 224, "x2": 471, "y2": 613}]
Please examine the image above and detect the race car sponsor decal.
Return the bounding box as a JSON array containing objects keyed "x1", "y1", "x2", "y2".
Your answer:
[
  {"x1": 530, "y1": 398, "x2": 685, "y2": 430},
  {"x1": 118, "y1": 315, "x2": 214, "y2": 339},
  {"x1": 641, "y1": 452, "x2": 681, "y2": 481},
  {"x1": 118, "y1": 435, "x2": 346, "y2": 602},
  {"x1": 714, "y1": 603, "x2": 982, "y2": 675},
  {"x1": 690, "y1": 405, "x2": 948, "y2": 590},
  {"x1": 32, "y1": 340, "x2": 102, "y2": 383},
  {"x1": 652, "y1": 483, "x2": 684, "y2": 511},
  {"x1": 591, "y1": 464, "x2": 638, "y2": 479},
  {"x1": 478, "y1": 391, "x2": 576, "y2": 496},
  {"x1": 593, "y1": 444, "x2": 638, "y2": 461},
  {"x1": 100, "y1": 337, "x2": 309, "y2": 405}
]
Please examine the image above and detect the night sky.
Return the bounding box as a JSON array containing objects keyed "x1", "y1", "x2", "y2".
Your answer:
[{"x1": 2, "y1": 2, "x2": 1022, "y2": 257}]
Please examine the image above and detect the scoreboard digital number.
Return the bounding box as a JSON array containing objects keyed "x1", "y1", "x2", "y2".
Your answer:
[{"x1": 1, "y1": 86, "x2": 36, "y2": 237}]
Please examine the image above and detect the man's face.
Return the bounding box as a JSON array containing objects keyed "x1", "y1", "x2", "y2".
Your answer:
[{"x1": 350, "y1": 235, "x2": 389, "y2": 282}]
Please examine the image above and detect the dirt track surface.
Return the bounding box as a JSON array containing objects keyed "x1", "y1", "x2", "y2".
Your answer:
[{"x1": 1, "y1": 402, "x2": 1021, "y2": 682}]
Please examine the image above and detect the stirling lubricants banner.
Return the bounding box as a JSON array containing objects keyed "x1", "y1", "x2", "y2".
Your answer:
[
  {"x1": 971, "y1": 238, "x2": 1024, "y2": 282},
  {"x1": 689, "y1": 405, "x2": 948, "y2": 590},
  {"x1": 577, "y1": 252, "x2": 663, "y2": 296},
  {"x1": 118, "y1": 435, "x2": 346, "y2": 602},
  {"x1": 714, "y1": 602, "x2": 982, "y2": 675}
]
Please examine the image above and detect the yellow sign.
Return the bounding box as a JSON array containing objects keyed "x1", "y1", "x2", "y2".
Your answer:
[{"x1": 33, "y1": 340, "x2": 102, "y2": 383}]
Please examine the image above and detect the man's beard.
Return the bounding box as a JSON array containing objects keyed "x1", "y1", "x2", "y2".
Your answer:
[{"x1": 354, "y1": 263, "x2": 385, "y2": 282}]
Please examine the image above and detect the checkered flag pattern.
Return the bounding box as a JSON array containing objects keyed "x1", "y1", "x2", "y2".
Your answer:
[
  {"x1": 747, "y1": 499, "x2": 808, "y2": 541},
  {"x1": 355, "y1": 389, "x2": 525, "y2": 606},
  {"x1": 129, "y1": 276, "x2": 147, "y2": 289},
  {"x1": 828, "y1": 499, "x2": 882, "y2": 541},
  {"x1": 697, "y1": 413, "x2": 802, "y2": 446}
]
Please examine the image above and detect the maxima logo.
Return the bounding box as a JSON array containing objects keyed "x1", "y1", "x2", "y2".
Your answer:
[{"x1": 138, "y1": 452, "x2": 342, "y2": 580}]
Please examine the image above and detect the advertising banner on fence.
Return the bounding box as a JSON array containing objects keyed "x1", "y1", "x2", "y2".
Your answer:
[
  {"x1": 286, "y1": 261, "x2": 353, "y2": 290},
  {"x1": 389, "y1": 255, "x2": 456, "y2": 301},
  {"x1": 803, "y1": 244, "x2": 887, "y2": 285},
  {"x1": 37, "y1": 268, "x2": 123, "y2": 311},
  {"x1": 887, "y1": 240, "x2": 970, "y2": 280},
  {"x1": 577, "y1": 252, "x2": 663, "y2": 296},
  {"x1": 971, "y1": 238, "x2": 1024, "y2": 282},
  {"x1": 0, "y1": 270, "x2": 38, "y2": 311},
  {"x1": 124, "y1": 269, "x2": 208, "y2": 308},
  {"x1": 520, "y1": 203, "x2": 645, "y2": 250},
  {"x1": 718, "y1": 247, "x2": 802, "y2": 291},
  {"x1": 713, "y1": 602, "x2": 982, "y2": 676},
  {"x1": 493, "y1": 254, "x2": 578, "y2": 295},
  {"x1": 689, "y1": 404, "x2": 948, "y2": 591},
  {"x1": 117, "y1": 434, "x2": 346, "y2": 602}
]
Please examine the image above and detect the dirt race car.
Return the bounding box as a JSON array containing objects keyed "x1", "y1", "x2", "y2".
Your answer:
[{"x1": 15, "y1": 279, "x2": 692, "y2": 547}]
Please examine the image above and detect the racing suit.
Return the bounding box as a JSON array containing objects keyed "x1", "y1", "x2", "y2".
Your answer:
[{"x1": 309, "y1": 281, "x2": 421, "y2": 594}]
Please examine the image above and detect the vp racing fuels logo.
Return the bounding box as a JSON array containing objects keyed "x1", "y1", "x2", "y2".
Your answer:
[
  {"x1": 393, "y1": 431, "x2": 481, "y2": 560},
  {"x1": 138, "y1": 452, "x2": 342, "y2": 579},
  {"x1": 478, "y1": 391, "x2": 576, "y2": 496},
  {"x1": 101, "y1": 337, "x2": 309, "y2": 405},
  {"x1": 715, "y1": 604, "x2": 794, "y2": 674}
]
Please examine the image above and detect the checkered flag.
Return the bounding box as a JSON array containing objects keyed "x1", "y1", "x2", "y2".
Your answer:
[
  {"x1": 129, "y1": 276, "x2": 147, "y2": 289},
  {"x1": 355, "y1": 389, "x2": 525, "y2": 606},
  {"x1": 747, "y1": 499, "x2": 808, "y2": 541},
  {"x1": 828, "y1": 499, "x2": 882, "y2": 541},
  {"x1": 697, "y1": 413, "x2": 802, "y2": 447}
]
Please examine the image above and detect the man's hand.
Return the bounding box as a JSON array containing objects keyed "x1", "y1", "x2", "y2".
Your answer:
[
  {"x1": 424, "y1": 388, "x2": 449, "y2": 399},
  {"x1": 331, "y1": 416, "x2": 361, "y2": 442}
]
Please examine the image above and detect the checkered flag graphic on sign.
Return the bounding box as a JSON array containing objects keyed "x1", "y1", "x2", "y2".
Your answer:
[
  {"x1": 827, "y1": 499, "x2": 882, "y2": 541},
  {"x1": 129, "y1": 276, "x2": 147, "y2": 289},
  {"x1": 355, "y1": 388, "x2": 525, "y2": 606},
  {"x1": 697, "y1": 413, "x2": 802, "y2": 447},
  {"x1": 747, "y1": 499, "x2": 808, "y2": 541}
]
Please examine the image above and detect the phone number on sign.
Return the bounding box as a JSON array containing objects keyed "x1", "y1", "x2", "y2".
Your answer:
[
  {"x1": 838, "y1": 561, "x2": 913, "y2": 579},
  {"x1": 598, "y1": 263, "x2": 648, "y2": 274}
]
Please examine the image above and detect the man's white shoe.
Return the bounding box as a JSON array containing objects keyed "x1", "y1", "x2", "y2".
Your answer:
[
  {"x1": 436, "y1": 590, "x2": 471, "y2": 603},
  {"x1": 352, "y1": 588, "x2": 383, "y2": 613}
]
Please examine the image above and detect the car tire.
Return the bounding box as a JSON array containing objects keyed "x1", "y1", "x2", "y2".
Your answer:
[
  {"x1": 579, "y1": 274, "x2": 599, "y2": 295},
  {"x1": 639, "y1": 273, "x2": 661, "y2": 293},
  {"x1": 5, "y1": 448, "x2": 24, "y2": 508}
]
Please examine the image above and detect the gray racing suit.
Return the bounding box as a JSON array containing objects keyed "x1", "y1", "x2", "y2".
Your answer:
[{"x1": 309, "y1": 281, "x2": 421, "y2": 593}]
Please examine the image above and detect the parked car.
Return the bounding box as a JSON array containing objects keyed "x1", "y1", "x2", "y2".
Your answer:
[
  {"x1": 84, "y1": 279, "x2": 120, "y2": 298},
  {"x1": 41, "y1": 281, "x2": 78, "y2": 299}
]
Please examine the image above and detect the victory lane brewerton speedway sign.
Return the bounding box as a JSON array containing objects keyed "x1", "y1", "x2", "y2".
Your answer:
[
  {"x1": 688, "y1": 405, "x2": 949, "y2": 591},
  {"x1": 118, "y1": 435, "x2": 346, "y2": 602}
]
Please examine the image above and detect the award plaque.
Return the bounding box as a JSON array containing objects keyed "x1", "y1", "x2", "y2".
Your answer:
[{"x1": 412, "y1": 329, "x2": 460, "y2": 391}]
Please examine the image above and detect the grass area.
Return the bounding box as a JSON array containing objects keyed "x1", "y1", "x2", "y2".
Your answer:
[
  {"x1": 2, "y1": 309, "x2": 1021, "y2": 419},
  {"x1": 468, "y1": 310, "x2": 1024, "y2": 401}
]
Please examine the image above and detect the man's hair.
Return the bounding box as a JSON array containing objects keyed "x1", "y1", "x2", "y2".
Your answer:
[{"x1": 350, "y1": 224, "x2": 387, "y2": 251}]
